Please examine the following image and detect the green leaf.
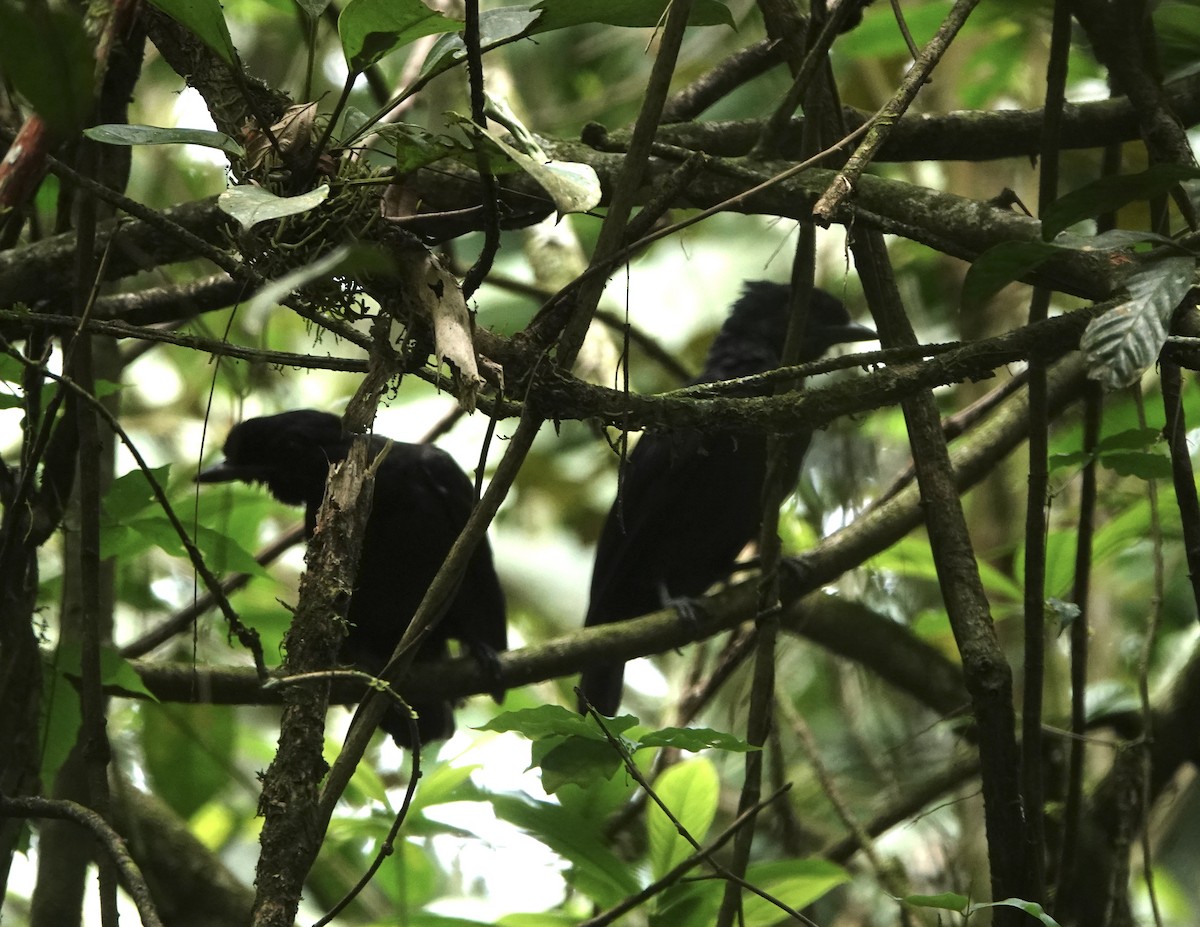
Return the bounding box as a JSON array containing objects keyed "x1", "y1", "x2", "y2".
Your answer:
[
  {"x1": 408, "y1": 763, "x2": 482, "y2": 814},
  {"x1": 1081, "y1": 256, "x2": 1196, "y2": 390},
  {"x1": 497, "y1": 915, "x2": 580, "y2": 927},
  {"x1": 961, "y1": 241, "x2": 1067, "y2": 311},
  {"x1": 129, "y1": 516, "x2": 270, "y2": 576},
  {"x1": 0, "y1": 353, "x2": 24, "y2": 383},
  {"x1": 650, "y1": 880, "x2": 724, "y2": 927},
  {"x1": 741, "y1": 859, "x2": 850, "y2": 925},
  {"x1": 102, "y1": 465, "x2": 170, "y2": 522},
  {"x1": 144, "y1": 0, "x2": 239, "y2": 66},
  {"x1": 54, "y1": 642, "x2": 159, "y2": 702},
  {"x1": 1043, "y1": 165, "x2": 1200, "y2": 239},
  {"x1": 373, "y1": 123, "x2": 467, "y2": 172},
  {"x1": 1048, "y1": 427, "x2": 1169, "y2": 479},
  {"x1": 217, "y1": 183, "x2": 330, "y2": 229},
  {"x1": 1155, "y1": 0, "x2": 1200, "y2": 77},
  {"x1": 1096, "y1": 426, "x2": 1162, "y2": 452},
  {"x1": 538, "y1": 737, "x2": 623, "y2": 792},
  {"x1": 637, "y1": 726, "x2": 758, "y2": 753},
  {"x1": 1048, "y1": 450, "x2": 1087, "y2": 472},
  {"x1": 487, "y1": 793, "x2": 640, "y2": 907},
  {"x1": 1098, "y1": 450, "x2": 1172, "y2": 480},
  {"x1": 970, "y1": 897, "x2": 1064, "y2": 926},
  {"x1": 0, "y1": 5, "x2": 94, "y2": 135},
  {"x1": 339, "y1": 0, "x2": 464, "y2": 73},
  {"x1": 40, "y1": 650, "x2": 83, "y2": 783},
  {"x1": 141, "y1": 703, "x2": 237, "y2": 819},
  {"x1": 417, "y1": 8, "x2": 540, "y2": 84},
  {"x1": 903, "y1": 891, "x2": 969, "y2": 912},
  {"x1": 647, "y1": 758, "x2": 718, "y2": 878},
  {"x1": 85, "y1": 124, "x2": 245, "y2": 157},
  {"x1": 479, "y1": 704, "x2": 638, "y2": 740}
]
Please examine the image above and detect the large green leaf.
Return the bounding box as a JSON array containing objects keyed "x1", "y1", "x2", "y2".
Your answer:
[
  {"x1": 741, "y1": 859, "x2": 850, "y2": 925},
  {"x1": 637, "y1": 726, "x2": 758, "y2": 753},
  {"x1": 339, "y1": 0, "x2": 464, "y2": 73},
  {"x1": 125, "y1": 515, "x2": 268, "y2": 576},
  {"x1": 144, "y1": 0, "x2": 239, "y2": 65},
  {"x1": 103, "y1": 465, "x2": 171, "y2": 522},
  {"x1": 961, "y1": 240, "x2": 1068, "y2": 312},
  {"x1": 416, "y1": 8, "x2": 540, "y2": 85},
  {"x1": 141, "y1": 703, "x2": 237, "y2": 820},
  {"x1": 480, "y1": 704, "x2": 637, "y2": 740},
  {"x1": 1042, "y1": 165, "x2": 1200, "y2": 239},
  {"x1": 49, "y1": 642, "x2": 159, "y2": 703},
  {"x1": 1049, "y1": 426, "x2": 1170, "y2": 480},
  {"x1": 0, "y1": 5, "x2": 94, "y2": 135},
  {"x1": 487, "y1": 793, "x2": 641, "y2": 907},
  {"x1": 649, "y1": 880, "x2": 724, "y2": 927},
  {"x1": 646, "y1": 758, "x2": 718, "y2": 879}
]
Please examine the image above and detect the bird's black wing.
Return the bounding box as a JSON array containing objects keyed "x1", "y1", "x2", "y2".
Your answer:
[
  {"x1": 580, "y1": 425, "x2": 810, "y2": 715},
  {"x1": 351, "y1": 441, "x2": 506, "y2": 671}
]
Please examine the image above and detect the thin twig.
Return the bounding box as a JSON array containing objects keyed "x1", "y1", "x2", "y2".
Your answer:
[
  {"x1": 812, "y1": 0, "x2": 983, "y2": 222},
  {"x1": 576, "y1": 784, "x2": 796, "y2": 927},
  {"x1": 0, "y1": 795, "x2": 165, "y2": 927}
]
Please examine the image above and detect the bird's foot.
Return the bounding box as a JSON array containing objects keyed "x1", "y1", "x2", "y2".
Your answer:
[
  {"x1": 666, "y1": 593, "x2": 709, "y2": 630},
  {"x1": 467, "y1": 642, "x2": 506, "y2": 703},
  {"x1": 780, "y1": 555, "x2": 816, "y2": 603}
]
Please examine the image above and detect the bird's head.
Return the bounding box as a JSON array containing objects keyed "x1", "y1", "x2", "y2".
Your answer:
[
  {"x1": 196, "y1": 409, "x2": 349, "y2": 507},
  {"x1": 708, "y1": 281, "x2": 876, "y2": 376}
]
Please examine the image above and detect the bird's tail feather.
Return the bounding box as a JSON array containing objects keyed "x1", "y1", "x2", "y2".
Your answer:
[
  {"x1": 578, "y1": 664, "x2": 624, "y2": 717},
  {"x1": 382, "y1": 699, "x2": 455, "y2": 748}
]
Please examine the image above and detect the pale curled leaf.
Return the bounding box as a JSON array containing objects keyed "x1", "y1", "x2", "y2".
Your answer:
[
  {"x1": 401, "y1": 253, "x2": 486, "y2": 411},
  {"x1": 271, "y1": 103, "x2": 319, "y2": 154},
  {"x1": 482, "y1": 130, "x2": 601, "y2": 216},
  {"x1": 1081, "y1": 256, "x2": 1196, "y2": 390},
  {"x1": 217, "y1": 184, "x2": 330, "y2": 229},
  {"x1": 243, "y1": 103, "x2": 319, "y2": 171}
]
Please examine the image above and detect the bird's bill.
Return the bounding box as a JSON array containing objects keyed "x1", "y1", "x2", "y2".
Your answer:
[
  {"x1": 195, "y1": 460, "x2": 268, "y2": 484},
  {"x1": 831, "y1": 322, "x2": 878, "y2": 344}
]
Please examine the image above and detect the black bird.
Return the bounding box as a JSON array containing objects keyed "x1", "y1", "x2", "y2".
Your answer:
[
  {"x1": 197, "y1": 409, "x2": 507, "y2": 747},
  {"x1": 579, "y1": 282, "x2": 875, "y2": 716}
]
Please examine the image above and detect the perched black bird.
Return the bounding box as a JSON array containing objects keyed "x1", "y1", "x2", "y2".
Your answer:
[
  {"x1": 579, "y1": 282, "x2": 875, "y2": 716},
  {"x1": 197, "y1": 409, "x2": 507, "y2": 747}
]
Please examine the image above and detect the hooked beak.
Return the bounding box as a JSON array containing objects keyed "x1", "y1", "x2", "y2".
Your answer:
[{"x1": 195, "y1": 460, "x2": 268, "y2": 484}]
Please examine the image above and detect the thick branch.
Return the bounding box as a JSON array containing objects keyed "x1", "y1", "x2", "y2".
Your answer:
[{"x1": 635, "y1": 70, "x2": 1200, "y2": 163}]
